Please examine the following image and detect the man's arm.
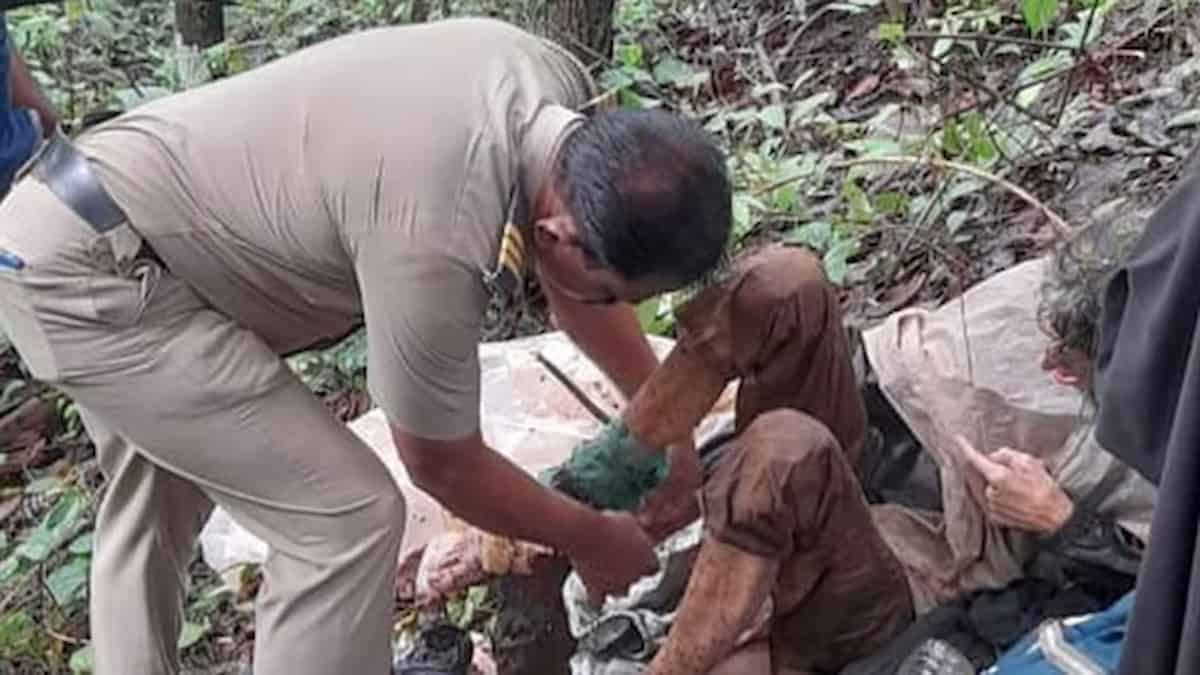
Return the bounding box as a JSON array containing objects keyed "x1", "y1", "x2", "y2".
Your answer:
[
  {"x1": 8, "y1": 47, "x2": 55, "y2": 136},
  {"x1": 391, "y1": 425, "x2": 658, "y2": 597},
  {"x1": 545, "y1": 287, "x2": 660, "y2": 400}
]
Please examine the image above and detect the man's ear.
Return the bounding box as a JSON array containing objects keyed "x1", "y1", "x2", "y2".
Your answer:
[{"x1": 533, "y1": 216, "x2": 580, "y2": 249}]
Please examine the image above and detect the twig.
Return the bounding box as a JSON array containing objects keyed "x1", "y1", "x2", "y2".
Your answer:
[
  {"x1": 777, "y1": 4, "x2": 840, "y2": 61},
  {"x1": 913, "y1": 45, "x2": 1060, "y2": 143},
  {"x1": 535, "y1": 353, "x2": 612, "y2": 425},
  {"x1": 885, "y1": 176, "x2": 954, "y2": 288},
  {"x1": 904, "y1": 31, "x2": 1076, "y2": 51},
  {"x1": 1055, "y1": 0, "x2": 1103, "y2": 125},
  {"x1": 754, "y1": 41, "x2": 783, "y2": 105},
  {"x1": 754, "y1": 155, "x2": 1073, "y2": 236}
]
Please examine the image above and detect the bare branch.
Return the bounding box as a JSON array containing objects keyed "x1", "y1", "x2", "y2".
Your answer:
[{"x1": 904, "y1": 31, "x2": 1076, "y2": 51}]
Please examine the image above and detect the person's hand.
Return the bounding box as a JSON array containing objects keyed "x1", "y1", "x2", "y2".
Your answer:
[
  {"x1": 570, "y1": 511, "x2": 659, "y2": 606},
  {"x1": 956, "y1": 435, "x2": 1075, "y2": 534},
  {"x1": 413, "y1": 531, "x2": 486, "y2": 606},
  {"x1": 34, "y1": 105, "x2": 58, "y2": 137},
  {"x1": 636, "y1": 442, "x2": 702, "y2": 542}
]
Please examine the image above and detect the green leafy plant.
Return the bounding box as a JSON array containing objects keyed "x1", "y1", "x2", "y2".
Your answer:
[{"x1": 1022, "y1": 0, "x2": 1061, "y2": 36}]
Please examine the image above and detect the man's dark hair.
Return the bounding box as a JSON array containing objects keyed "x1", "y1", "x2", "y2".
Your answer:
[{"x1": 555, "y1": 109, "x2": 732, "y2": 286}]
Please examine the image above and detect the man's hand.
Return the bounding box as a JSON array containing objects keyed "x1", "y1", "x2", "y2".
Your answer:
[
  {"x1": 9, "y1": 50, "x2": 56, "y2": 137},
  {"x1": 636, "y1": 441, "x2": 702, "y2": 542},
  {"x1": 956, "y1": 435, "x2": 1075, "y2": 535},
  {"x1": 570, "y1": 511, "x2": 659, "y2": 606}
]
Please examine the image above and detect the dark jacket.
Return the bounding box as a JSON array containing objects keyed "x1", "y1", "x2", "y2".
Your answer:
[{"x1": 1093, "y1": 148, "x2": 1200, "y2": 675}]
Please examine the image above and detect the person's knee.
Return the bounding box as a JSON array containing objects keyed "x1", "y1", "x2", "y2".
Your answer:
[
  {"x1": 734, "y1": 409, "x2": 842, "y2": 472},
  {"x1": 703, "y1": 409, "x2": 845, "y2": 558}
]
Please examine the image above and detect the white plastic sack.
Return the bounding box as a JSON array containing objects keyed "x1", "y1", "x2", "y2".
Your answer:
[{"x1": 199, "y1": 331, "x2": 737, "y2": 574}]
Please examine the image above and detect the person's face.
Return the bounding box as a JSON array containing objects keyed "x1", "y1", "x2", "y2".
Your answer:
[
  {"x1": 530, "y1": 212, "x2": 674, "y2": 306},
  {"x1": 1041, "y1": 340, "x2": 1092, "y2": 392}
]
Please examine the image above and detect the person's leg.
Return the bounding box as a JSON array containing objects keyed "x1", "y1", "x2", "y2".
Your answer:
[
  {"x1": 83, "y1": 408, "x2": 216, "y2": 674},
  {"x1": 648, "y1": 409, "x2": 913, "y2": 675},
  {"x1": 67, "y1": 320, "x2": 406, "y2": 675},
  {"x1": 709, "y1": 640, "x2": 772, "y2": 675},
  {"x1": 0, "y1": 181, "x2": 405, "y2": 675}
]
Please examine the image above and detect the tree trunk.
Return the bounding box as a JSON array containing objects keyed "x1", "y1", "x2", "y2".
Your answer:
[
  {"x1": 545, "y1": 0, "x2": 617, "y2": 67},
  {"x1": 175, "y1": 0, "x2": 225, "y2": 48}
]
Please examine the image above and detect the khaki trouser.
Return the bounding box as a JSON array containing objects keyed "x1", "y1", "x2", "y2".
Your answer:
[{"x1": 0, "y1": 179, "x2": 405, "y2": 674}]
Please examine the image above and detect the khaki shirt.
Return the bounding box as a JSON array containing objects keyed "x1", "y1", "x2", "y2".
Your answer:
[{"x1": 74, "y1": 18, "x2": 596, "y2": 440}]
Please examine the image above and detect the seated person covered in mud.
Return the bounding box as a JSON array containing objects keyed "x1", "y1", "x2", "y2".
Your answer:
[{"x1": 426, "y1": 219, "x2": 1155, "y2": 675}]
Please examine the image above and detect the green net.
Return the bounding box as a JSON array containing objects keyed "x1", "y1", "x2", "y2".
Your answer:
[{"x1": 538, "y1": 420, "x2": 668, "y2": 511}]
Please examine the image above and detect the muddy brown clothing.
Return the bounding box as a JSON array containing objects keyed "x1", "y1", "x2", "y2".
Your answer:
[
  {"x1": 0, "y1": 18, "x2": 595, "y2": 675},
  {"x1": 669, "y1": 246, "x2": 913, "y2": 673},
  {"x1": 633, "y1": 248, "x2": 1153, "y2": 674}
]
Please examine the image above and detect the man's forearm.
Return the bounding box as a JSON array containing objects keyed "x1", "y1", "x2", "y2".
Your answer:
[
  {"x1": 9, "y1": 49, "x2": 55, "y2": 135},
  {"x1": 550, "y1": 294, "x2": 659, "y2": 400},
  {"x1": 398, "y1": 430, "x2": 601, "y2": 557}
]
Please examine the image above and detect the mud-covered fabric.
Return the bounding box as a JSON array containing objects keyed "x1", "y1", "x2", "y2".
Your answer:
[
  {"x1": 703, "y1": 409, "x2": 915, "y2": 672},
  {"x1": 674, "y1": 245, "x2": 868, "y2": 465},
  {"x1": 862, "y1": 257, "x2": 1156, "y2": 614}
]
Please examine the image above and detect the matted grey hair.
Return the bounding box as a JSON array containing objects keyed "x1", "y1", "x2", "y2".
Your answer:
[{"x1": 1037, "y1": 199, "x2": 1148, "y2": 359}]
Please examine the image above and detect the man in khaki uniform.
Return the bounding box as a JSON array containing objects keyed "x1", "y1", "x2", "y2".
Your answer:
[{"x1": 0, "y1": 17, "x2": 732, "y2": 675}]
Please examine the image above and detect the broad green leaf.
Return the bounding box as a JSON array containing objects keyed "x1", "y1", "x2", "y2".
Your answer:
[
  {"x1": 947, "y1": 210, "x2": 971, "y2": 234},
  {"x1": 46, "y1": 555, "x2": 90, "y2": 608},
  {"x1": 615, "y1": 43, "x2": 644, "y2": 68},
  {"x1": 770, "y1": 184, "x2": 798, "y2": 212},
  {"x1": 652, "y1": 56, "x2": 702, "y2": 88},
  {"x1": 178, "y1": 619, "x2": 210, "y2": 650},
  {"x1": 635, "y1": 297, "x2": 663, "y2": 333},
  {"x1": 784, "y1": 221, "x2": 834, "y2": 251},
  {"x1": 70, "y1": 644, "x2": 95, "y2": 674},
  {"x1": 1015, "y1": 52, "x2": 1072, "y2": 108},
  {"x1": 878, "y1": 22, "x2": 905, "y2": 43},
  {"x1": 758, "y1": 105, "x2": 787, "y2": 131},
  {"x1": 791, "y1": 91, "x2": 835, "y2": 122},
  {"x1": 599, "y1": 68, "x2": 635, "y2": 92},
  {"x1": 842, "y1": 180, "x2": 874, "y2": 224},
  {"x1": 0, "y1": 610, "x2": 33, "y2": 650},
  {"x1": 0, "y1": 554, "x2": 22, "y2": 586},
  {"x1": 875, "y1": 192, "x2": 911, "y2": 217},
  {"x1": 731, "y1": 193, "x2": 763, "y2": 238},
  {"x1": 18, "y1": 488, "x2": 87, "y2": 562},
  {"x1": 823, "y1": 237, "x2": 859, "y2": 286},
  {"x1": 1022, "y1": 0, "x2": 1060, "y2": 37},
  {"x1": 943, "y1": 121, "x2": 965, "y2": 157},
  {"x1": 866, "y1": 104, "x2": 902, "y2": 133},
  {"x1": 844, "y1": 138, "x2": 903, "y2": 158}
]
